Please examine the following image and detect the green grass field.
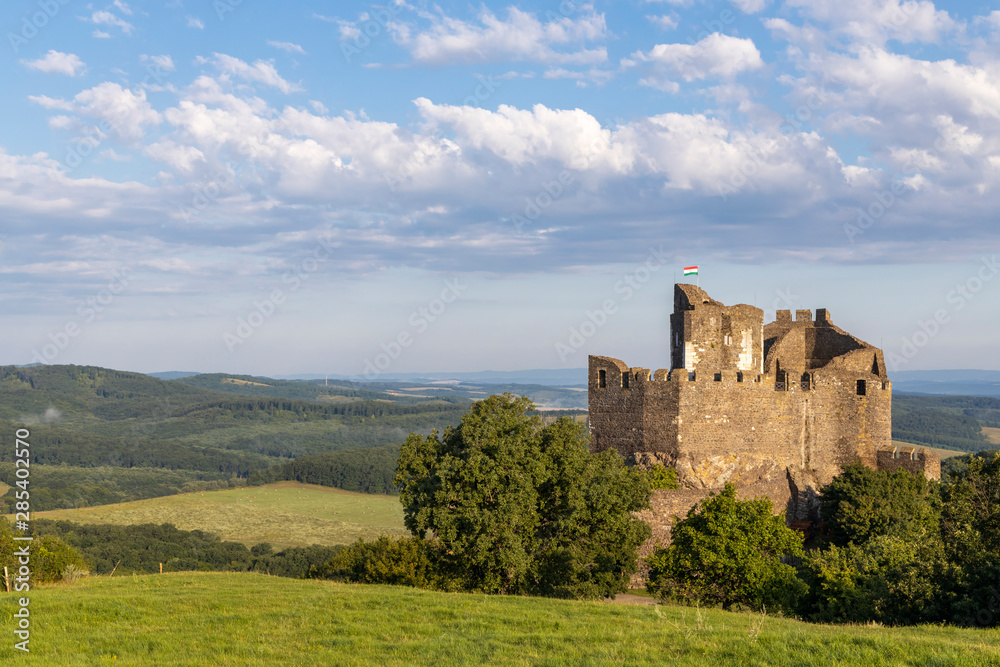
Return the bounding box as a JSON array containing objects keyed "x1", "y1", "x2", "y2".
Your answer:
[
  {"x1": 31, "y1": 482, "x2": 407, "y2": 549},
  {"x1": 1, "y1": 573, "x2": 997, "y2": 666}
]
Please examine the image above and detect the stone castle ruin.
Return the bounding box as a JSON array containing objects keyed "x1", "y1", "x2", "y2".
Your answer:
[{"x1": 588, "y1": 284, "x2": 939, "y2": 552}]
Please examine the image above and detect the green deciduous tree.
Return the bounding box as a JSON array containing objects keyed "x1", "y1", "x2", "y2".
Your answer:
[
  {"x1": 800, "y1": 463, "x2": 957, "y2": 625},
  {"x1": 939, "y1": 452, "x2": 1000, "y2": 626},
  {"x1": 394, "y1": 393, "x2": 651, "y2": 598},
  {"x1": 820, "y1": 463, "x2": 941, "y2": 547},
  {"x1": 645, "y1": 483, "x2": 805, "y2": 612},
  {"x1": 797, "y1": 534, "x2": 953, "y2": 625}
]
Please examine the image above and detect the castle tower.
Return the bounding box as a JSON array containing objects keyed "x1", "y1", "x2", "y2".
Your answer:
[{"x1": 669, "y1": 284, "x2": 763, "y2": 374}]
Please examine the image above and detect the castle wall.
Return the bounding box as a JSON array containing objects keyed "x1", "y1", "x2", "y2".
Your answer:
[
  {"x1": 588, "y1": 283, "x2": 935, "y2": 579},
  {"x1": 876, "y1": 445, "x2": 942, "y2": 480},
  {"x1": 588, "y1": 356, "x2": 650, "y2": 458}
]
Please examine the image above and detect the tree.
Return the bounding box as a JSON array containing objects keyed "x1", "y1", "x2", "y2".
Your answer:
[
  {"x1": 645, "y1": 483, "x2": 805, "y2": 612},
  {"x1": 797, "y1": 534, "x2": 953, "y2": 625},
  {"x1": 394, "y1": 393, "x2": 651, "y2": 598},
  {"x1": 819, "y1": 463, "x2": 941, "y2": 547},
  {"x1": 800, "y1": 464, "x2": 951, "y2": 626},
  {"x1": 938, "y1": 452, "x2": 1000, "y2": 626}
]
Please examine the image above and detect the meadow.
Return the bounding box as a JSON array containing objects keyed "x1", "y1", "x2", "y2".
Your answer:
[
  {"x1": 1, "y1": 572, "x2": 998, "y2": 666},
  {"x1": 32, "y1": 482, "x2": 406, "y2": 549}
]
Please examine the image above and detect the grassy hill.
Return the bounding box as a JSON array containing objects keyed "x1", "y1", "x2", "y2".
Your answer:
[
  {"x1": 1, "y1": 573, "x2": 997, "y2": 665},
  {"x1": 30, "y1": 482, "x2": 406, "y2": 549}
]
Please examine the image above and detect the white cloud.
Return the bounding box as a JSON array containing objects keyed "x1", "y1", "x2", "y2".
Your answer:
[
  {"x1": 817, "y1": 48, "x2": 1000, "y2": 123},
  {"x1": 543, "y1": 68, "x2": 614, "y2": 87},
  {"x1": 626, "y1": 33, "x2": 764, "y2": 90},
  {"x1": 21, "y1": 50, "x2": 87, "y2": 76},
  {"x1": 206, "y1": 53, "x2": 303, "y2": 94},
  {"x1": 90, "y1": 10, "x2": 135, "y2": 35},
  {"x1": 113, "y1": 1, "x2": 133, "y2": 16},
  {"x1": 889, "y1": 147, "x2": 943, "y2": 172},
  {"x1": 730, "y1": 0, "x2": 770, "y2": 13},
  {"x1": 28, "y1": 95, "x2": 74, "y2": 110},
  {"x1": 93, "y1": 30, "x2": 111, "y2": 39},
  {"x1": 784, "y1": 0, "x2": 956, "y2": 45},
  {"x1": 647, "y1": 15, "x2": 679, "y2": 30},
  {"x1": 143, "y1": 140, "x2": 205, "y2": 173},
  {"x1": 268, "y1": 41, "x2": 307, "y2": 55},
  {"x1": 141, "y1": 55, "x2": 176, "y2": 72},
  {"x1": 72, "y1": 83, "x2": 163, "y2": 143},
  {"x1": 390, "y1": 7, "x2": 607, "y2": 66},
  {"x1": 414, "y1": 98, "x2": 635, "y2": 172},
  {"x1": 187, "y1": 16, "x2": 205, "y2": 29},
  {"x1": 99, "y1": 148, "x2": 131, "y2": 162}
]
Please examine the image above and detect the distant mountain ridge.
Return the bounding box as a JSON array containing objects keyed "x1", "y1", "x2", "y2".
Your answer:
[
  {"x1": 276, "y1": 368, "x2": 589, "y2": 387},
  {"x1": 890, "y1": 370, "x2": 1000, "y2": 399}
]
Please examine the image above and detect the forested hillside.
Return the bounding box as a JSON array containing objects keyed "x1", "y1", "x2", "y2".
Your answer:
[
  {"x1": 892, "y1": 394, "x2": 1000, "y2": 451},
  {"x1": 0, "y1": 365, "x2": 467, "y2": 511},
  {"x1": 174, "y1": 373, "x2": 400, "y2": 403}
]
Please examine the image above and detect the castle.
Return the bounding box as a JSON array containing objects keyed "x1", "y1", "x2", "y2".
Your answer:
[{"x1": 588, "y1": 284, "x2": 939, "y2": 552}]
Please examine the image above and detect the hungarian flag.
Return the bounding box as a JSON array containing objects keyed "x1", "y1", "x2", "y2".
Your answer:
[{"x1": 683, "y1": 266, "x2": 698, "y2": 276}]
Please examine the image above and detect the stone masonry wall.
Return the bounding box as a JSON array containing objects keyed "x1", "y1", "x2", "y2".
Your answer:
[{"x1": 876, "y1": 445, "x2": 942, "y2": 480}]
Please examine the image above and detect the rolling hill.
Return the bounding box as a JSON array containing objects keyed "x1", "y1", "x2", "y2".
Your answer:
[
  {"x1": 1, "y1": 573, "x2": 996, "y2": 666},
  {"x1": 32, "y1": 481, "x2": 406, "y2": 549}
]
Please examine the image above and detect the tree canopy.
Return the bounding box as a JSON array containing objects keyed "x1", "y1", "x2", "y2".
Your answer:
[
  {"x1": 819, "y1": 463, "x2": 941, "y2": 547},
  {"x1": 394, "y1": 393, "x2": 651, "y2": 598},
  {"x1": 645, "y1": 483, "x2": 806, "y2": 612}
]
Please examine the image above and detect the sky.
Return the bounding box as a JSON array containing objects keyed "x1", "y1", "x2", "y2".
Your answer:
[{"x1": 1, "y1": 0, "x2": 998, "y2": 379}]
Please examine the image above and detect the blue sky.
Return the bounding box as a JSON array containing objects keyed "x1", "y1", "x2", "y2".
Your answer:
[{"x1": 1, "y1": 0, "x2": 998, "y2": 378}]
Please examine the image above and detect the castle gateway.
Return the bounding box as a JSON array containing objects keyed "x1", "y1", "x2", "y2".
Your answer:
[{"x1": 588, "y1": 284, "x2": 939, "y2": 552}]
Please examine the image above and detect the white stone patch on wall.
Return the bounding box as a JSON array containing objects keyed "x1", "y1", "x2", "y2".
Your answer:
[{"x1": 738, "y1": 329, "x2": 754, "y2": 370}]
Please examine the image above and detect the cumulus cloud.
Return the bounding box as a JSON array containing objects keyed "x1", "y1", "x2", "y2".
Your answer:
[
  {"x1": 21, "y1": 51, "x2": 86, "y2": 76},
  {"x1": 625, "y1": 33, "x2": 764, "y2": 90},
  {"x1": 783, "y1": 0, "x2": 956, "y2": 45},
  {"x1": 389, "y1": 7, "x2": 607, "y2": 66},
  {"x1": 72, "y1": 83, "x2": 163, "y2": 143}
]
